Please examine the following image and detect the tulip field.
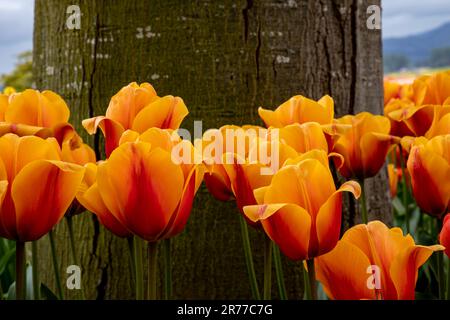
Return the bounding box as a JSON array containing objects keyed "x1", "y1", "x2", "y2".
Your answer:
[{"x1": 0, "y1": 69, "x2": 449, "y2": 301}]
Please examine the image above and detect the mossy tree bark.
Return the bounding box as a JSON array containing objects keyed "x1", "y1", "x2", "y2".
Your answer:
[{"x1": 33, "y1": 0, "x2": 389, "y2": 299}]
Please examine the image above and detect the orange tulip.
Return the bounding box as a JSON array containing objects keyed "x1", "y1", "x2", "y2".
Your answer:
[
  {"x1": 407, "y1": 135, "x2": 450, "y2": 217},
  {"x1": 0, "y1": 89, "x2": 75, "y2": 141},
  {"x1": 86, "y1": 128, "x2": 203, "y2": 241},
  {"x1": 82, "y1": 82, "x2": 188, "y2": 157},
  {"x1": 77, "y1": 163, "x2": 131, "y2": 237},
  {"x1": 60, "y1": 131, "x2": 96, "y2": 166},
  {"x1": 440, "y1": 214, "x2": 450, "y2": 258},
  {"x1": 326, "y1": 112, "x2": 397, "y2": 179},
  {"x1": 0, "y1": 134, "x2": 85, "y2": 241},
  {"x1": 258, "y1": 95, "x2": 334, "y2": 128},
  {"x1": 315, "y1": 221, "x2": 444, "y2": 300},
  {"x1": 243, "y1": 150, "x2": 360, "y2": 260},
  {"x1": 201, "y1": 123, "x2": 329, "y2": 222}
]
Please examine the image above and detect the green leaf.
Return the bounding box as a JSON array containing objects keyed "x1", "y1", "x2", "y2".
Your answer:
[
  {"x1": 392, "y1": 197, "x2": 405, "y2": 216},
  {"x1": 6, "y1": 282, "x2": 15, "y2": 300},
  {"x1": 0, "y1": 247, "x2": 15, "y2": 275}
]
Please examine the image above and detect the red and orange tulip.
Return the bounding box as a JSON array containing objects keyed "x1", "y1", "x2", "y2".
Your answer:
[
  {"x1": 407, "y1": 135, "x2": 450, "y2": 217},
  {"x1": 384, "y1": 71, "x2": 450, "y2": 137},
  {"x1": 315, "y1": 221, "x2": 443, "y2": 300},
  {"x1": 258, "y1": 95, "x2": 334, "y2": 128},
  {"x1": 0, "y1": 134, "x2": 85, "y2": 241},
  {"x1": 82, "y1": 82, "x2": 189, "y2": 157},
  {"x1": 243, "y1": 150, "x2": 360, "y2": 260},
  {"x1": 326, "y1": 112, "x2": 396, "y2": 180},
  {"x1": 440, "y1": 214, "x2": 450, "y2": 258},
  {"x1": 384, "y1": 101, "x2": 434, "y2": 137},
  {"x1": 83, "y1": 128, "x2": 204, "y2": 241}
]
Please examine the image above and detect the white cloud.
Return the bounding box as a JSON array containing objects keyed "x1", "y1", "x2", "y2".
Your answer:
[
  {"x1": 382, "y1": 0, "x2": 450, "y2": 38},
  {"x1": 0, "y1": 0, "x2": 33, "y2": 74}
]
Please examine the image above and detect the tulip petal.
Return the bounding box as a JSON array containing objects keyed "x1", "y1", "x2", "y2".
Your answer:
[
  {"x1": 360, "y1": 132, "x2": 396, "y2": 178},
  {"x1": 315, "y1": 240, "x2": 375, "y2": 300},
  {"x1": 279, "y1": 122, "x2": 329, "y2": 153},
  {"x1": 161, "y1": 165, "x2": 204, "y2": 238},
  {"x1": 244, "y1": 203, "x2": 311, "y2": 260},
  {"x1": 132, "y1": 96, "x2": 188, "y2": 132},
  {"x1": 390, "y1": 245, "x2": 444, "y2": 299},
  {"x1": 408, "y1": 145, "x2": 450, "y2": 216},
  {"x1": 78, "y1": 183, "x2": 131, "y2": 238},
  {"x1": 315, "y1": 180, "x2": 360, "y2": 256},
  {"x1": 12, "y1": 160, "x2": 85, "y2": 241},
  {"x1": 82, "y1": 116, "x2": 125, "y2": 157},
  {"x1": 204, "y1": 164, "x2": 233, "y2": 202},
  {"x1": 0, "y1": 134, "x2": 61, "y2": 180},
  {"x1": 258, "y1": 107, "x2": 282, "y2": 128},
  {"x1": 440, "y1": 215, "x2": 450, "y2": 258},
  {"x1": 0, "y1": 94, "x2": 7, "y2": 121},
  {"x1": 0, "y1": 180, "x2": 7, "y2": 206},
  {"x1": 223, "y1": 158, "x2": 273, "y2": 211},
  {"x1": 264, "y1": 159, "x2": 335, "y2": 215},
  {"x1": 6, "y1": 89, "x2": 70, "y2": 127}
]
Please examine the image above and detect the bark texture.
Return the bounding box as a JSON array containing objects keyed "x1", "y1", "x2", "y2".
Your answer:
[{"x1": 33, "y1": 0, "x2": 389, "y2": 299}]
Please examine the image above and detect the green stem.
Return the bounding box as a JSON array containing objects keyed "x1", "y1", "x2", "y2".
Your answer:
[
  {"x1": 273, "y1": 244, "x2": 287, "y2": 300},
  {"x1": 398, "y1": 145, "x2": 410, "y2": 233},
  {"x1": 263, "y1": 235, "x2": 273, "y2": 300},
  {"x1": 163, "y1": 238, "x2": 172, "y2": 300},
  {"x1": 306, "y1": 259, "x2": 317, "y2": 300},
  {"x1": 31, "y1": 241, "x2": 40, "y2": 300},
  {"x1": 66, "y1": 216, "x2": 85, "y2": 300},
  {"x1": 437, "y1": 219, "x2": 445, "y2": 299},
  {"x1": 133, "y1": 236, "x2": 144, "y2": 300},
  {"x1": 239, "y1": 215, "x2": 260, "y2": 300},
  {"x1": 49, "y1": 230, "x2": 64, "y2": 300},
  {"x1": 436, "y1": 218, "x2": 445, "y2": 300},
  {"x1": 147, "y1": 241, "x2": 158, "y2": 300},
  {"x1": 127, "y1": 236, "x2": 136, "y2": 286},
  {"x1": 15, "y1": 241, "x2": 26, "y2": 300},
  {"x1": 359, "y1": 179, "x2": 368, "y2": 224},
  {"x1": 437, "y1": 251, "x2": 445, "y2": 299},
  {"x1": 446, "y1": 257, "x2": 450, "y2": 300},
  {"x1": 302, "y1": 261, "x2": 311, "y2": 300}
]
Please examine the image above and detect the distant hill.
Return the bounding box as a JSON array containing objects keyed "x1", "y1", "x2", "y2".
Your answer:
[{"x1": 383, "y1": 22, "x2": 450, "y2": 66}]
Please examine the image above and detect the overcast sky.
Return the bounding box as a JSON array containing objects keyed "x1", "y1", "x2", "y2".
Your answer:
[{"x1": 0, "y1": 0, "x2": 450, "y2": 74}]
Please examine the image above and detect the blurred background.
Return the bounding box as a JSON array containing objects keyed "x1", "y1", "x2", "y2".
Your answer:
[{"x1": 1, "y1": 0, "x2": 450, "y2": 91}]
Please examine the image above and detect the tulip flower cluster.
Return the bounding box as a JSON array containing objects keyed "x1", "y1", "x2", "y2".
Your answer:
[{"x1": 0, "y1": 70, "x2": 449, "y2": 301}]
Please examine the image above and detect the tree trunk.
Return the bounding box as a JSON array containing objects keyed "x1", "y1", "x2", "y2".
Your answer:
[{"x1": 33, "y1": 0, "x2": 390, "y2": 299}]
